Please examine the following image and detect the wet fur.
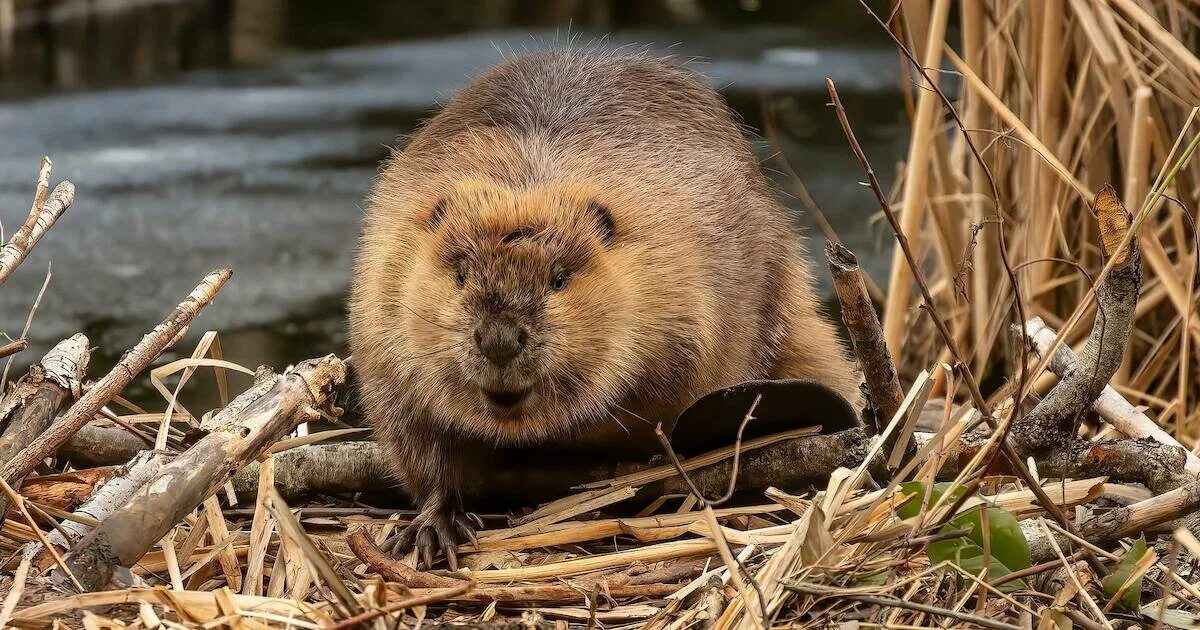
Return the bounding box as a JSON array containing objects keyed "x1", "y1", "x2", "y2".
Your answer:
[{"x1": 349, "y1": 50, "x2": 862, "y2": 547}]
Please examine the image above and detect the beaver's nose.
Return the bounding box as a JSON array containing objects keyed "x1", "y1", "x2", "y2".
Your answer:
[{"x1": 474, "y1": 317, "x2": 527, "y2": 367}]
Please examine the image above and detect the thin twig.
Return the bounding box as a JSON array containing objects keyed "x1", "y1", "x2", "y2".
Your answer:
[
  {"x1": 0, "y1": 340, "x2": 27, "y2": 360},
  {"x1": 325, "y1": 583, "x2": 473, "y2": 630},
  {"x1": 783, "y1": 582, "x2": 1023, "y2": 630},
  {"x1": 652, "y1": 420, "x2": 769, "y2": 630},
  {"x1": 2, "y1": 262, "x2": 52, "y2": 387}
]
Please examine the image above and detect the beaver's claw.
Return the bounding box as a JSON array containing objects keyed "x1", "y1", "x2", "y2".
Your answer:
[{"x1": 384, "y1": 507, "x2": 478, "y2": 571}]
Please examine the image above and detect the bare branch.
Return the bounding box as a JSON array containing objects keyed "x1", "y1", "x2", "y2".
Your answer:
[
  {"x1": 63, "y1": 354, "x2": 347, "y2": 591},
  {"x1": 0, "y1": 269, "x2": 231, "y2": 503},
  {"x1": 0, "y1": 180, "x2": 73, "y2": 289},
  {"x1": 1011, "y1": 186, "x2": 1141, "y2": 453}
]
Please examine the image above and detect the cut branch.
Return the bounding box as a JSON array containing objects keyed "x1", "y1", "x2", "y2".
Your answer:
[
  {"x1": 0, "y1": 173, "x2": 73, "y2": 289},
  {"x1": 0, "y1": 269, "x2": 231, "y2": 507},
  {"x1": 63, "y1": 354, "x2": 347, "y2": 591},
  {"x1": 1010, "y1": 186, "x2": 1141, "y2": 453},
  {"x1": 1027, "y1": 478, "x2": 1200, "y2": 563},
  {"x1": 24, "y1": 449, "x2": 174, "y2": 572},
  {"x1": 825, "y1": 240, "x2": 902, "y2": 434},
  {"x1": 0, "y1": 334, "x2": 90, "y2": 467}
]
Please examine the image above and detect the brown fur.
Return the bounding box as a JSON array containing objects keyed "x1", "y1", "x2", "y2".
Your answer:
[{"x1": 348, "y1": 50, "x2": 861, "y2": 561}]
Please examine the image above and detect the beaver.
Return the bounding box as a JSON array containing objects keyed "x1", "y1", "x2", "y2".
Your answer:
[{"x1": 348, "y1": 50, "x2": 862, "y2": 569}]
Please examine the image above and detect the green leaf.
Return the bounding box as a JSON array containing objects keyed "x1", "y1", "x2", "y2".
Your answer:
[
  {"x1": 928, "y1": 534, "x2": 1027, "y2": 592},
  {"x1": 852, "y1": 570, "x2": 889, "y2": 587},
  {"x1": 1103, "y1": 538, "x2": 1149, "y2": 611},
  {"x1": 947, "y1": 504, "x2": 1030, "y2": 577},
  {"x1": 896, "y1": 481, "x2": 967, "y2": 520},
  {"x1": 896, "y1": 482, "x2": 1032, "y2": 592}
]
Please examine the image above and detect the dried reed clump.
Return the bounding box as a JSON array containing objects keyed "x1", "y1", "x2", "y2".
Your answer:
[{"x1": 884, "y1": 0, "x2": 1200, "y2": 444}]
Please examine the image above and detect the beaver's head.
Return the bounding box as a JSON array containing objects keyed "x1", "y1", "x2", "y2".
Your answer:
[{"x1": 397, "y1": 177, "x2": 635, "y2": 443}]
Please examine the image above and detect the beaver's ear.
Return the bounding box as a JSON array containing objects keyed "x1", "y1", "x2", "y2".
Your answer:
[
  {"x1": 427, "y1": 199, "x2": 448, "y2": 230},
  {"x1": 589, "y1": 201, "x2": 616, "y2": 247}
]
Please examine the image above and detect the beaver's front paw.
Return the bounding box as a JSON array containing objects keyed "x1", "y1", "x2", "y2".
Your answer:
[{"x1": 383, "y1": 505, "x2": 478, "y2": 571}]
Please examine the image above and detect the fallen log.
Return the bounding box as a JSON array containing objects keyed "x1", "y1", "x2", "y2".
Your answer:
[
  {"x1": 62, "y1": 354, "x2": 347, "y2": 591},
  {"x1": 58, "y1": 424, "x2": 147, "y2": 469},
  {"x1": 209, "y1": 424, "x2": 1180, "y2": 507},
  {"x1": 233, "y1": 439, "x2": 391, "y2": 499},
  {"x1": 225, "y1": 427, "x2": 868, "y2": 505}
]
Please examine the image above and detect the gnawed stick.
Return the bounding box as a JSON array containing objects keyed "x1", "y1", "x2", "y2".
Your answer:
[
  {"x1": 0, "y1": 168, "x2": 74, "y2": 288},
  {"x1": 1023, "y1": 316, "x2": 1200, "y2": 474},
  {"x1": 0, "y1": 334, "x2": 89, "y2": 466},
  {"x1": 23, "y1": 449, "x2": 174, "y2": 572},
  {"x1": 825, "y1": 240, "x2": 902, "y2": 434},
  {"x1": 1011, "y1": 186, "x2": 1141, "y2": 453},
  {"x1": 63, "y1": 354, "x2": 347, "y2": 591},
  {"x1": 0, "y1": 269, "x2": 230, "y2": 510}
]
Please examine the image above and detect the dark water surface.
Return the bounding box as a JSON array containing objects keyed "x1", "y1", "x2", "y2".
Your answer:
[{"x1": 0, "y1": 0, "x2": 907, "y2": 408}]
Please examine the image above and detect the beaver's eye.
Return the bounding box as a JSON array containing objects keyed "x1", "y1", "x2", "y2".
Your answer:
[
  {"x1": 454, "y1": 268, "x2": 467, "y2": 288},
  {"x1": 550, "y1": 270, "x2": 569, "y2": 292}
]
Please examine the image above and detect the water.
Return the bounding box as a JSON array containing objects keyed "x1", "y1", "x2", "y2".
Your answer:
[{"x1": 0, "y1": 0, "x2": 908, "y2": 407}]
